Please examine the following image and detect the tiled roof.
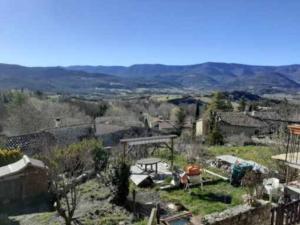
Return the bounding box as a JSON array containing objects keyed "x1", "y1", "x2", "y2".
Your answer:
[
  {"x1": 251, "y1": 111, "x2": 281, "y2": 121},
  {"x1": 46, "y1": 125, "x2": 93, "y2": 146},
  {"x1": 0, "y1": 155, "x2": 46, "y2": 179},
  {"x1": 158, "y1": 121, "x2": 176, "y2": 130},
  {"x1": 6, "y1": 124, "x2": 94, "y2": 154},
  {"x1": 6, "y1": 131, "x2": 56, "y2": 155},
  {"x1": 95, "y1": 124, "x2": 127, "y2": 136},
  {"x1": 217, "y1": 112, "x2": 268, "y2": 128},
  {"x1": 95, "y1": 116, "x2": 142, "y2": 127}
]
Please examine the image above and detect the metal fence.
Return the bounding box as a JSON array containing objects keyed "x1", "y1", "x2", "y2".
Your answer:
[{"x1": 271, "y1": 200, "x2": 300, "y2": 225}]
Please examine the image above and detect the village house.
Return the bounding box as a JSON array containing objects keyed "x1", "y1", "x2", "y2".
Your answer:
[
  {"x1": 153, "y1": 120, "x2": 177, "y2": 133},
  {"x1": 95, "y1": 116, "x2": 154, "y2": 145},
  {"x1": 4, "y1": 118, "x2": 95, "y2": 156},
  {"x1": 0, "y1": 155, "x2": 49, "y2": 205},
  {"x1": 216, "y1": 111, "x2": 269, "y2": 137},
  {"x1": 196, "y1": 111, "x2": 270, "y2": 137}
]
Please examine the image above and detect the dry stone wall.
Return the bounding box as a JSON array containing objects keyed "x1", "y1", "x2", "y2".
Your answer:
[{"x1": 202, "y1": 200, "x2": 271, "y2": 225}]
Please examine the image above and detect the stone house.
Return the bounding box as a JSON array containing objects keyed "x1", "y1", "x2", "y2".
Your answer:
[
  {"x1": 46, "y1": 124, "x2": 94, "y2": 147},
  {"x1": 95, "y1": 116, "x2": 158, "y2": 145},
  {"x1": 153, "y1": 120, "x2": 177, "y2": 134},
  {"x1": 0, "y1": 155, "x2": 49, "y2": 205},
  {"x1": 4, "y1": 124, "x2": 94, "y2": 156},
  {"x1": 216, "y1": 112, "x2": 269, "y2": 137},
  {"x1": 197, "y1": 111, "x2": 269, "y2": 137}
]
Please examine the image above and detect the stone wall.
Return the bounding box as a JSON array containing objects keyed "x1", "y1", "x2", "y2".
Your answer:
[{"x1": 202, "y1": 200, "x2": 271, "y2": 225}]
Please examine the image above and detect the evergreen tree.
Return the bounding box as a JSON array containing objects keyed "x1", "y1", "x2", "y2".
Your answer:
[
  {"x1": 238, "y1": 97, "x2": 246, "y2": 112},
  {"x1": 111, "y1": 162, "x2": 131, "y2": 205},
  {"x1": 176, "y1": 107, "x2": 186, "y2": 131},
  {"x1": 207, "y1": 125, "x2": 224, "y2": 145},
  {"x1": 207, "y1": 92, "x2": 233, "y2": 112}
]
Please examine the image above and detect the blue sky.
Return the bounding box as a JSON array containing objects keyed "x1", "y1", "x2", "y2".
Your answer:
[{"x1": 0, "y1": 0, "x2": 299, "y2": 66}]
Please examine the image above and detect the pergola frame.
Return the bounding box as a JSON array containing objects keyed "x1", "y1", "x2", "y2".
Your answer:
[{"x1": 120, "y1": 135, "x2": 177, "y2": 170}]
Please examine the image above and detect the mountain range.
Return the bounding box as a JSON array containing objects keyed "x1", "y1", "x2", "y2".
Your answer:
[{"x1": 0, "y1": 62, "x2": 300, "y2": 94}]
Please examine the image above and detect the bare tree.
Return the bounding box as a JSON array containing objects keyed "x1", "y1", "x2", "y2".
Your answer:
[
  {"x1": 156, "y1": 102, "x2": 174, "y2": 119},
  {"x1": 4, "y1": 97, "x2": 91, "y2": 136},
  {"x1": 45, "y1": 140, "x2": 104, "y2": 225}
]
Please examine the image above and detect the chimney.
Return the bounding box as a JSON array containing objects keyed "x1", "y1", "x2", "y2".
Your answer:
[{"x1": 55, "y1": 118, "x2": 61, "y2": 128}]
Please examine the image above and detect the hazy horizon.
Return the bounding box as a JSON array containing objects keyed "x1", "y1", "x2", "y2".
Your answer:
[{"x1": 1, "y1": 61, "x2": 300, "y2": 68}]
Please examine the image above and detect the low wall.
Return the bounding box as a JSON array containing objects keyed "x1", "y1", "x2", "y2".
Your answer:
[{"x1": 202, "y1": 200, "x2": 271, "y2": 225}]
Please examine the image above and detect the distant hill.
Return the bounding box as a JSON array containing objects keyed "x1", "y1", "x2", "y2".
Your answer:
[
  {"x1": 0, "y1": 63, "x2": 135, "y2": 94},
  {"x1": 68, "y1": 62, "x2": 300, "y2": 93},
  {"x1": 0, "y1": 62, "x2": 299, "y2": 94}
]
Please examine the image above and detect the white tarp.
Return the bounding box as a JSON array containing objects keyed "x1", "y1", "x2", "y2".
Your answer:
[{"x1": 216, "y1": 154, "x2": 269, "y2": 173}]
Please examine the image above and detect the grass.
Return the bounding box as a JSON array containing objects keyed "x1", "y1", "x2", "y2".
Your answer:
[
  {"x1": 208, "y1": 145, "x2": 276, "y2": 169},
  {"x1": 133, "y1": 219, "x2": 148, "y2": 225},
  {"x1": 160, "y1": 181, "x2": 246, "y2": 216},
  {"x1": 154, "y1": 145, "x2": 274, "y2": 216}
]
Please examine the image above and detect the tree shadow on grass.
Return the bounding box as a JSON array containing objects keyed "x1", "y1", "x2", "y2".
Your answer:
[
  {"x1": 1, "y1": 195, "x2": 54, "y2": 217},
  {"x1": 190, "y1": 192, "x2": 232, "y2": 204}
]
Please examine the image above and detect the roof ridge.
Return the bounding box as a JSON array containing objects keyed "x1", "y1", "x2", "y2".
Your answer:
[
  {"x1": 23, "y1": 155, "x2": 31, "y2": 165},
  {"x1": 7, "y1": 164, "x2": 13, "y2": 173}
]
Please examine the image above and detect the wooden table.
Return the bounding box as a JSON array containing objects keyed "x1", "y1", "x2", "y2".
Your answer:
[{"x1": 136, "y1": 157, "x2": 161, "y2": 174}]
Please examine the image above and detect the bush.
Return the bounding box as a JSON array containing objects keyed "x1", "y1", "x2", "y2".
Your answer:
[
  {"x1": 50, "y1": 139, "x2": 106, "y2": 175},
  {"x1": 0, "y1": 148, "x2": 23, "y2": 167},
  {"x1": 102, "y1": 161, "x2": 131, "y2": 206},
  {"x1": 242, "y1": 170, "x2": 264, "y2": 205}
]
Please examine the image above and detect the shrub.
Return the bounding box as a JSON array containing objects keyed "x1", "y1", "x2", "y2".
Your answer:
[
  {"x1": 51, "y1": 139, "x2": 106, "y2": 174},
  {"x1": 102, "y1": 161, "x2": 131, "y2": 206},
  {"x1": 242, "y1": 170, "x2": 264, "y2": 205},
  {"x1": 0, "y1": 148, "x2": 23, "y2": 167}
]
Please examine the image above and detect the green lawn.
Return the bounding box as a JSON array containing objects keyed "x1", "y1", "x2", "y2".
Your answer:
[
  {"x1": 160, "y1": 181, "x2": 246, "y2": 215},
  {"x1": 208, "y1": 145, "x2": 276, "y2": 169}
]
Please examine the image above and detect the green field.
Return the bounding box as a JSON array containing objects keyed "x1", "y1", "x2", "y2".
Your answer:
[
  {"x1": 208, "y1": 145, "x2": 275, "y2": 169},
  {"x1": 160, "y1": 181, "x2": 246, "y2": 215}
]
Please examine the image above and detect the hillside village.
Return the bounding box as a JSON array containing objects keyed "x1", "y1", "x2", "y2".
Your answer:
[
  {"x1": 2, "y1": 0, "x2": 300, "y2": 224},
  {"x1": 0, "y1": 90, "x2": 300, "y2": 225}
]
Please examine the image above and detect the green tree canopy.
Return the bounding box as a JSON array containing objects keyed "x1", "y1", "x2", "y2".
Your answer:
[{"x1": 207, "y1": 92, "x2": 233, "y2": 113}]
